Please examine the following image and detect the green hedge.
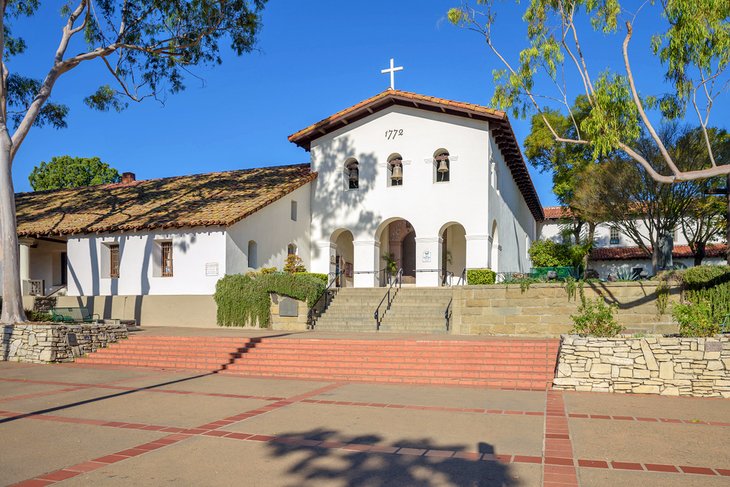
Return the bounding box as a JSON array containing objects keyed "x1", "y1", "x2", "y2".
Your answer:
[
  {"x1": 299, "y1": 272, "x2": 329, "y2": 284},
  {"x1": 467, "y1": 268, "x2": 496, "y2": 285},
  {"x1": 214, "y1": 272, "x2": 325, "y2": 328}
]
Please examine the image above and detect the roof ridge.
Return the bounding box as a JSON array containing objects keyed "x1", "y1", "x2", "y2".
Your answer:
[{"x1": 15, "y1": 162, "x2": 311, "y2": 197}]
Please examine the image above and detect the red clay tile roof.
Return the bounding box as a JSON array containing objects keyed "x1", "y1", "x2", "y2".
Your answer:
[
  {"x1": 543, "y1": 206, "x2": 576, "y2": 220},
  {"x1": 15, "y1": 164, "x2": 316, "y2": 238},
  {"x1": 288, "y1": 89, "x2": 544, "y2": 221},
  {"x1": 590, "y1": 244, "x2": 728, "y2": 261}
]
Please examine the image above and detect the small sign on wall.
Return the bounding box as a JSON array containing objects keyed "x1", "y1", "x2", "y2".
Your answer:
[
  {"x1": 205, "y1": 263, "x2": 219, "y2": 276},
  {"x1": 422, "y1": 250, "x2": 431, "y2": 263}
]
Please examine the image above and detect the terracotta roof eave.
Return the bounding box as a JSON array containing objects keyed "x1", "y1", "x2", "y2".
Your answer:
[{"x1": 288, "y1": 90, "x2": 507, "y2": 150}]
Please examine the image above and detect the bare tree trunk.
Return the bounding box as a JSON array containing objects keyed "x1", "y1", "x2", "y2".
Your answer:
[
  {"x1": 651, "y1": 247, "x2": 661, "y2": 275},
  {"x1": 694, "y1": 242, "x2": 706, "y2": 267},
  {"x1": 581, "y1": 222, "x2": 596, "y2": 273},
  {"x1": 0, "y1": 129, "x2": 25, "y2": 324},
  {"x1": 726, "y1": 173, "x2": 730, "y2": 265}
]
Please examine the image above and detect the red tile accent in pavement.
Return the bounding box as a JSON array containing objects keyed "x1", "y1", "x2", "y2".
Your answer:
[
  {"x1": 567, "y1": 412, "x2": 729, "y2": 428},
  {"x1": 0, "y1": 377, "x2": 285, "y2": 403},
  {"x1": 36, "y1": 470, "x2": 80, "y2": 482},
  {"x1": 644, "y1": 463, "x2": 680, "y2": 473},
  {"x1": 297, "y1": 397, "x2": 546, "y2": 417},
  {"x1": 611, "y1": 461, "x2": 644, "y2": 471},
  {"x1": 543, "y1": 391, "x2": 578, "y2": 487},
  {"x1": 679, "y1": 466, "x2": 718, "y2": 475},
  {"x1": 8, "y1": 479, "x2": 54, "y2": 487},
  {"x1": 578, "y1": 459, "x2": 609, "y2": 468},
  {"x1": 716, "y1": 468, "x2": 730, "y2": 476}
]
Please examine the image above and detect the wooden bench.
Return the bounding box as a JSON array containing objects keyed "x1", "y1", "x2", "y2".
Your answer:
[{"x1": 50, "y1": 307, "x2": 101, "y2": 324}]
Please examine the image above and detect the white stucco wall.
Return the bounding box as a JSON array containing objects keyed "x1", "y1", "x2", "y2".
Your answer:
[
  {"x1": 307, "y1": 105, "x2": 536, "y2": 286},
  {"x1": 487, "y1": 134, "x2": 536, "y2": 274},
  {"x1": 225, "y1": 183, "x2": 312, "y2": 274},
  {"x1": 539, "y1": 220, "x2": 695, "y2": 247},
  {"x1": 66, "y1": 227, "x2": 226, "y2": 296}
]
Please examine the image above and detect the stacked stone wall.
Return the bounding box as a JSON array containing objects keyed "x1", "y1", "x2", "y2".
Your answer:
[
  {"x1": 553, "y1": 335, "x2": 730, "y2": 397},
  {"x1": 1, "y1": 323, "x2": 127, "y2": 363},
  {"x1": 450, "y1": 282, "x2": 680, "y2": 336}
]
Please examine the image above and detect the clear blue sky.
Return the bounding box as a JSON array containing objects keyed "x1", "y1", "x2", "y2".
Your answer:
[{"x1": 9, "y1": 1, "x2": 729, "y2": 207}]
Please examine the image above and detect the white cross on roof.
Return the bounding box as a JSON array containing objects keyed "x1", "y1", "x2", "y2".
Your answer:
[{"x1": 380, "y1": 58, "x2": 404, "y2": 90}]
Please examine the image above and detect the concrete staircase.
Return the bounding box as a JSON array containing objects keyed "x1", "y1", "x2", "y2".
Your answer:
[
  {"x1": 74, "y1": 335, "x2": 561, "y2": 389},
  {"x1": 314, "y1": 287, "x2": 452, "y2": 334},
  {"x1": 314, "y1": 288, "x2": 383, "y2": 332}
]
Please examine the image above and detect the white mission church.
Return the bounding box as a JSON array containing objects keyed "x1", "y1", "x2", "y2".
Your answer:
[{"x1": 3, "y1": 84, "x2": 543, "y2": 323}]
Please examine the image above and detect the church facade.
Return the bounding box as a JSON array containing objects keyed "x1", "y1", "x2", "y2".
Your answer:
[{"x1": 5, "y1": 90, "x2": 542, "y2": 304}]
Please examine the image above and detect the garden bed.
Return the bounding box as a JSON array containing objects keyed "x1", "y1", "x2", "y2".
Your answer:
[{"x1": 553, "y1": 334, "x2": 730, "y2": 397}]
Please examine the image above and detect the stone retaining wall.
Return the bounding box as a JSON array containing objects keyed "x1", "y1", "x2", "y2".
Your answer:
[
  {"x1": 553, "y1": 335, "x2": 730, "y2": 397},
  {"x1": 450, "y1": 282, "x2": 680, "y2": 336},
  {"x1": 1, "y1": 323, "x2": 128, "y2": 363}
]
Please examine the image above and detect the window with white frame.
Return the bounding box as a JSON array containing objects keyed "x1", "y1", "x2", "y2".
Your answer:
[
  {"x1": 100, "y1": 242, "x2": 120, "y2": 279},
  {"x1": 161, "y1": 241, "x2": 173, "y2": 277},
  {"x1": 153, "y1": 240, "x2": 174, "y2": 277},
  {"x1": 109, "y1": 244, "x2": 120, "y2": 278},
  {"x1": 609, "y1": 226, "x2": 620, "y2": 245}
]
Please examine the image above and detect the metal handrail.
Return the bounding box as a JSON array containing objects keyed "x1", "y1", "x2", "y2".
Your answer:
[
  {"x1": 444, "y1": 297, "x2": 453, "y2": 331},
  {"x1": 456, "y1": 268, "x2": 466, "y2": 286},
  {"x1": 441, "y1": 270, "x2": 454, "y2": 287},
  {"x1": 307, "y1": 271, "x2": 341, "y2": 329},
  {"x1": 373, "y1": 268, "x2": 403, "y2": 330}
]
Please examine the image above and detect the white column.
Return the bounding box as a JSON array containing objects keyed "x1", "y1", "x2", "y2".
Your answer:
[
  {"x1": 415, "y1": 236, "x2": 441, "y2": 287},
  {"x1": 312, "y1": 240, "x2": 335, "y2": 276},
  {"x1": 19, "y1": 240, "x2": 31, "y2": 295},
  {"x1": 353, "y1": 239, "x2": 379, "y2": 288},
  {"x1": 466, "y1": 234, "x2": 490, "y2": 270}
]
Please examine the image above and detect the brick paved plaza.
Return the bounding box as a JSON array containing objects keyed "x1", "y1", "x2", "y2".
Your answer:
[{"x1": 1, "y1": 356, "x2": 729, "y2": 486}]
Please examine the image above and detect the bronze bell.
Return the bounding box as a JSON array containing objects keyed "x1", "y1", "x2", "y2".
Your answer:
[
  {"x1": 437, "y1": 158, "x2": 449, "y2": 173},
  {"x1": 348, "y1": 165, "x2": 359, "y2": 182},
  {"x1": 391, "y1": 164, "x2": 403, "y2": 181}
]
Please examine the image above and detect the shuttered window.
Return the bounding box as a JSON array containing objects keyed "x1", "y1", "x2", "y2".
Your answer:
[
  {"x1": 110, "y1": 244, "x2": 120, "y2": 278},
  {"x1": 161, "y1": 242, "x2": 173, "y2": 277}
]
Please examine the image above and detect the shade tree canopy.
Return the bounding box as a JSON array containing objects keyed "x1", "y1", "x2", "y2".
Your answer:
[
  {"x1": 0, "y1": 0, "x2": 268, "y2": 324},
  {"x1": 448, "y1": 0, "x2": 729, "y2": 183},
  {"x1": 29, "y1": 156, "x2": 121, "y2": 191}
]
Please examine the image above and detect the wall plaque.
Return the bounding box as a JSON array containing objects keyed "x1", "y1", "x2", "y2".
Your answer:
[{"x1": 279, "y1": 297, "x2": 299, "y2": 317}]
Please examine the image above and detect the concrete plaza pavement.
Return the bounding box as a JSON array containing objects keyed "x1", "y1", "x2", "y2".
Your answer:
[{"x1": 0, "y1": 361, "x2": 728, "y2": 486}]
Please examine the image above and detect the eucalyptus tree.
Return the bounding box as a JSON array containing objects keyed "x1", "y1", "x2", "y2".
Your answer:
[
  {"x1": 0, "y1": 1, "x2": 267, "y2": 324},
  {"x1": 449, "y1": 0, "x2": 729, "y2": 182}
]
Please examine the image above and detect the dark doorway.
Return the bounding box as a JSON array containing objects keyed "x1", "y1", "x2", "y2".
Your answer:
[
  {"x1": 402, "y1": 230, "x2": 416, "y2": 278},
  {"x1": 60, "y1": 252, "x2": 68, "y2": 286}
]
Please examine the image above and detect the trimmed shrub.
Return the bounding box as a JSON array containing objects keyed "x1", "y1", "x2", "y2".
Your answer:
[
  {"x1": 570, "y1": 298, "x2": 623, "y2": 337},
  {"x1": 672, "y1": 301, "x2": 719, "y2": 337},
  {"x1": 214, "y1": 272, "x2": 325, "y2": 328},
  {"x1": 299, "y1": 272, "x2": 328, "y2": 284},
  {"x1": 529, "y1": 239, "x2": 587, "y2": 268},
  {"x1": 467, "y1": 268, "x2": 496, "y2": 285},
  {"x1": 283, "y1": 254, "x2": 307, "y2": 273}
]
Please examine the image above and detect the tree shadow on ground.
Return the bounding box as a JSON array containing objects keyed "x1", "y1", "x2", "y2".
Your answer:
[{"x1": 264, "y1": 427, "x2": 525, "y2": 487}]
